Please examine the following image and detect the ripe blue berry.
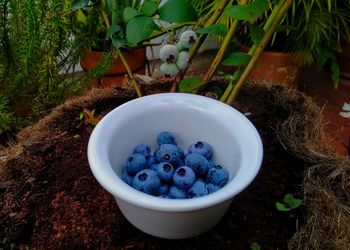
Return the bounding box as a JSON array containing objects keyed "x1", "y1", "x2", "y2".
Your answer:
[
  {"x1": 156, "y1": 144, "x2": 180, "y2": 165},
  {"x1": 157, "y1": 183, "x2": 169, "y2": 196},
  {"x1": 208, "y1": 159, "x2": 215, "y2": 169},
  {"x1": 133, "y1": 143, "x2": 151, "y2": 157},
  {"x1": 125, "y1": 153, "x2": 147, "y2": 176},
  {"x1": 172, "y1": 166, "x2": 196, "y2": 189},
  {"x1": 157, "y1": 131, "x2": 177, "y2": 146},
  {"x1": 187, "y1": 180, "x2": 209, "y2": 198},
  {"x1": 185, "y1": 153, "x2": 209, "y2": 176},
  {"x1": 132, "y1": 169, "x2": 161, "y2": 195},
  {"x1": 179, "y1": 30, "x2": 197, "y2": 49},
  {"x1": 177, "y1": 147, "x2": 185, "y2": 160},
  {"x1": 206, "y1": 183, "x2": 220, "y2": 193},
  {"x1": 159, "y1": 44, "x2": 178, "y2": 63},
  {"x1": 154, "y1": 162, "x2": 174, "y2": 182},
  {"x1": 188, "y1": 141, "x2": 213, "y2": 160},
  {"x1": 121, "y1": 170, "x2": 133, "y2": 186},
  {"x1": 168, "y1": 186, "x2": 187, "y2": 199},
  {"x1": 146, "y1": 154, "x2": 157, "y2": 168},
  {"x1": 158, "y1": 194, "x2": 171, "y2": 199},
  {"x1": 206, "y1": 165, "x2": 229, "y2": 187}
]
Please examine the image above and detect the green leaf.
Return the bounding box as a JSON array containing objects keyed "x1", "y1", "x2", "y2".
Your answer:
[
  {"x1": 141, "y1": 0, "x2": 158, "y2": 16},
  {"x1": 159, "y1": 0, "x2": 197, "y2": 23},
  {"x1": 71, "y1": 0, "x2": 90, "y2": 10},
  {"x1": 330, "y1": 59, "x2": 340, "y2": 89},
  {"x1": 214, "y1": 86, "x2": 223, "y2": 99},
  {"x1": 251, "y1": 242, "x2": 261, "y2": 250},
  {"x1": 179, "y1": 77, "x2": 205, "y2": 94},
  {"x1": 112, "y1": 38, "x2": 127, "y2": 48},
  {"x1": 224, "y1": 0, "x2": 269, "y2": 22},
  {"x1": 123, "y1": 7, "x2": 144, "y2": 22},
  {"x1": 283, "y1": 194, "x2": 303, "y2": 209},
  {"x1": 276, "y1": 202, "x2": 292, "y2": 212},
  {"x1": 197, "y1": 24, "x2": 227, "y2": 36},
  {"x1": 249, "y1": 24, "x2": 265, "y2": 43},
  {"x1": 107, "y1": 25, "x2": 122, "y2": 36},
  {"x1": 126, "y1": 16, "x2": 160, "y2": 45},
  {"x1": 222, "y1": 52, "x2": 251, "y2": 66}
]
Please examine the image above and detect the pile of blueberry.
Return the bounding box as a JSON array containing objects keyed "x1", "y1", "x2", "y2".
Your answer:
[
  {"x1": 159, "y1": 30, "x2": 197, "y2": 77},
  {"x1": 121, "y1": 131, "x2": 229, "y2": 199}
]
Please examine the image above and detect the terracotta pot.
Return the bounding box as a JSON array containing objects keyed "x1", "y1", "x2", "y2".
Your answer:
[
  {"x1": 80, "y1": 47, "x2": 146, "y2": 88},
  {"x1": 247, "y1": 50, "x2": 300, "y2": 88}
]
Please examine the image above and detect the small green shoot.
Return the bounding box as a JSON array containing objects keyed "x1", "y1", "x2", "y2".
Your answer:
[
  {"x1": 82, "y1": 108, "x2": 100, "y2": 126},
  {"x1": 79, "y1": 112, "x2": 84, "y2": 120},
  {"x1": 276, "y1": 193, "x2": 303, "y2": 212},
  {"x1": 251, "y1": 242, "x2": 261, "y2": 250}
]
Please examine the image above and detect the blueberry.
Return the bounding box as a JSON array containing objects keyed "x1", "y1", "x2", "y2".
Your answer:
[
  {"x1": 206, "y1": 183, "x2": 220, "y2": 193},
  {"x1": 176, "y1": 51, "x2": 190, "y2": 70},
  {"x1": 172, "y1": 166, "x2": 196, "y2": 189},
  {"x1": 176, "y1": 40, "x2": 187, "y2": 52},
  {"x1": 177, "y1": 147, "x2": 185, "y2": 160},
  {"x1": 206, "y1": 165, "x2": 229, "y2": 187},
  {"x1": 168, "y1": 186, "x2": 187, "y2": 199},
  {"x1": 156, "y1": 144, "x2": 180, "y2": 165},
  {"x1": 121, "y1": 170, "x2": 133, "y2": 186},
  {"x1": 157, "y1": 183, "x2": 169, "y2": 196},
  {"x1": 149, "y1": 163, "x2": 158, "y2": 171},
  {"x1": 187, "y1": 180, "x2": 209, "y2": 198},
  {"x1": 188, "y1": 141, "x2": 213, "y2": 160},
  {"x1": 132, "y1": 169, "x2": 161, "y2": 195},
  {"x1": 133, "y1": 143, "x2": 151, "y2": 157},
  {"x1": 125, "y1": 153, "x2": 147, "y2": 176},
  {"x1": 160, "y1": 63, "x2": 179, "y2": 77},
  {"x1": 146, "y1": 154, "x2": 157, "y2": 167},
  {"x1": 174, "y1": 158, "x2": 184, "y2": 168},
  {"x1": 179, "y1": 30, "x2": 197, "y2": 49},
  {"x1": 157, "y1": 131, "x2": 177, "y2": 146},
  {"x1": 185, "y1": 153, "x2": 209, "y2": 176},
  {"x1": 158, "y1": 194, "x2": 171, "y2": 199},
  {"x1": 159, "y1": 44, "x2": 178, "y2": 63},
  {"x1": 208, "y1": 159, "x2": 215, "y2": 169},
  {"x1": 154, "y1": 162, "x2": 174, "y2": 182}
]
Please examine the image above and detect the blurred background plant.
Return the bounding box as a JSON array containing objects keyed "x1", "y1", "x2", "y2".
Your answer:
[
  {"x1": 237, "y1": 0, "x2": 350, "y2": 88},
  {"x1": 0, "y1": 0, "x2": 200, "y2": 139}
]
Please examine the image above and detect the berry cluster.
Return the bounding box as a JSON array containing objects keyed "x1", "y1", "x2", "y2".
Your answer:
[
  {"x1": 121, "y1": 131, "x2": 229, "y2": 199},
  {"x1": 159, "y1": 30, "x2": 197, "y2": 77}
]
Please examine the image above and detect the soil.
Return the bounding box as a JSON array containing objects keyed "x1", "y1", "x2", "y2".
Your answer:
[{"x1": 0, "y1": 84, "x2": 310, "y2": 250}]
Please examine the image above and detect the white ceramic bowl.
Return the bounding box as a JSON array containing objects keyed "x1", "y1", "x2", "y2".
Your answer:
[{"x1": 88, "y1": 93, "x2": 263, "y2": 239}]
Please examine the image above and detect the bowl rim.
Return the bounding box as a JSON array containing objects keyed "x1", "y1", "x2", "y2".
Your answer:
[{"x1": 88, "y1": 93, "x2": 263, "y2": 212}]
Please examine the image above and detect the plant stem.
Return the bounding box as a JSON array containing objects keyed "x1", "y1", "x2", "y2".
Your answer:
[
  {"x1": 249, "y1": 0, "x2": 284, "y2": 54},
  {"x1": 115, "y1": 48, "x2": 142, "y2": 97},
  {"x1": 201, "y1": 0, "x2": 248, "y2": 82},
  {"x1": 225, "y1": 0, "x2": 293, "y2": 104},
  {"x1": 101, "y1": 0, "x2": 142, "y2": 97},
  {"x1": 147, "y1": 21, "x2": 198, "y2": 41},
  {"x1": 189, "y1": 0, "x2": 230, "y2": 58},
  {"x1": 170, "y1": 0, "x2": 230, "y2": 92},
  {"x1": 220, "y1": 0, "x2": 284, "y2": 102}
]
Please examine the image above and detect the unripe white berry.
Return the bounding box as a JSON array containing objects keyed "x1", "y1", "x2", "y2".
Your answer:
[
  {"x1": 179, "y1": 30, "x2": 197, "y2": 49},
  {"x1": 176, "y1": 51, "x2": 190, "y2": 70},
  {"x1": 160, "y1": 62, "x2": 179, "y2": 77},
  {"x1": 159, "y1": 44, "x2": 179, "y2": 63}
]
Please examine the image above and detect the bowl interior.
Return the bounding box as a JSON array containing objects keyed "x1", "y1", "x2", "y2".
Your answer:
[{"x1": 88, "y1": 93, "x2": 263, "y2": 211}]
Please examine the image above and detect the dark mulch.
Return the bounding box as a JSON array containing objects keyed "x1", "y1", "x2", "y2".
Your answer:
[{"x1": 0, "y1": 83, "x2": 346, "y2": 250}]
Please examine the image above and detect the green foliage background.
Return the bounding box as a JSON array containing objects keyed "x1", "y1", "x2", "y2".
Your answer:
[{"x1": 0, "y1": 0, "x2": 113, "y2": 135}]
